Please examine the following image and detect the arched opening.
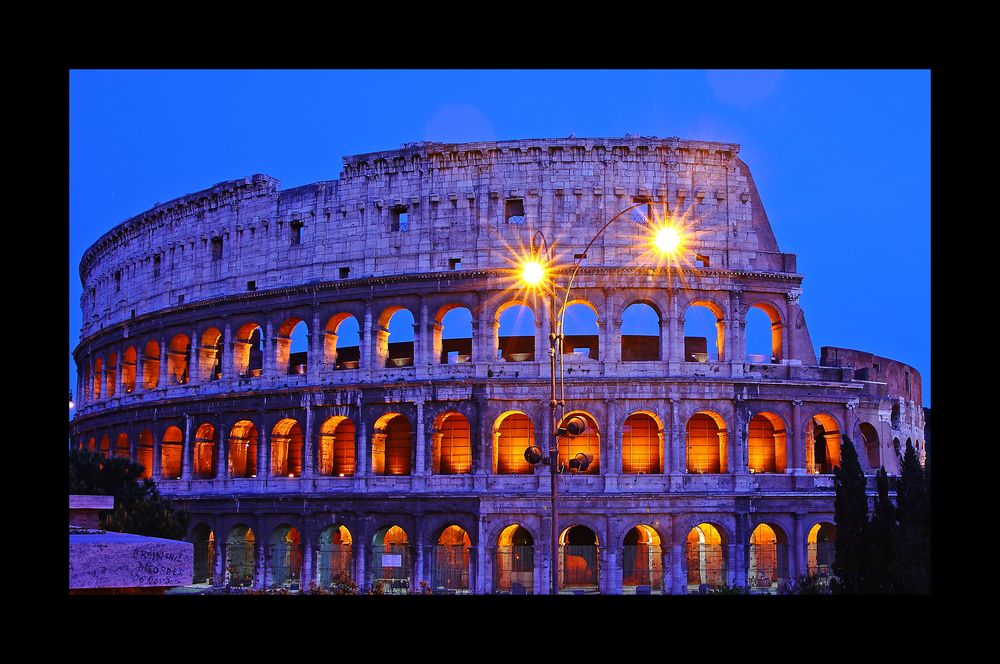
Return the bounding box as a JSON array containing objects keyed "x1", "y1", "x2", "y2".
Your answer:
[
  {"x1": 684, "y1": 301, "x2": 725, "y2": 362},
  {"x1": 193, "y1": 423, "x2": 216, "y2": 479},
  {"x1": 622, "y1": 412, "x2": 663, "y2": 474},
  {"x1": 623, "y1": 525, "x2": 663, "y2": 594},
  {"x1": 370, "y1": 525, "x2": 410, "y2": 594},
  {"x1": 167, "y1": 334, "x2": 191, "y2": 385},
  {"x1": 621, "y1": 302, "x2": 661, "y2": 361},
  {"x1": 113, "y1": 433, "x2": 129, "y2": 460},
  {"x1": 92, "y1": 357, "x2": 103, "y2": 400},
  {"x1": 372, "y1": 413, "x2": 411, "y2": 476},
  {"x1": 437, "y1": 306, "x2": 473, "y2": 364},
  {"x1": 200, "y1": 328, "x2": 223, "y2": 381},
  {"x1": 860, "y1": 422, "x2": 880, "y2": 470},
  {"x1": 432, "y1": 412, "x2": 471, "y2": 475},
  {"x1": 496, "y1": 302, "x2": 535, "y2": 362},
  {"x1": 806, "y1": 413, "x2": 841, "y2": 474},
  {"x1": 748, "y1": 412, "x2": 787, "y2": 474},
  {"x1": 269, "y1": 525, "x2": 302, "y2": 589},
  {"x1": 317, "y1": 525, "x2": 353, "y2": 588},
  {"x1": 325, "y1": 313, "x2": 360, "y2": 370},
  {"x1": 277, "y1": 318, "x2": 308, "y2": 375},
  {"x1": 137, "y1": 430, "x2": 153, "y2": 479},
  {"x1": 893, "y1": 437, "x2": 901, "y2": 462},
  {"x1": 228, "y1": 420, "x2": 258, "y2": 479},
  {"x1": 99, "y1": 433, "x2": 110, "y2": 457},
  {"x1": 160, "y1": 426, "x2": 182, "y2": 479},
  {"x1": 745, "y1": 303, "x2": 782, "y2": 363},
  {"x1": 890, "y1": 402, "x2": 901, "y2": 429},
  {"x1": 807, "y1": 522, "x2": 836, "y2": 578},
  {"x1": 225, "y1": 525, "x2": 255, "y2": 588},
  {"x1": 270, "y1": 418, "x2": 303, "y2": 478},
  {"x1": 105, "y1": 352, "x2": 117, "y2": 399},
  {"x1": 318, "y1": 416, "x2": 355, "y2": 477},
  {"x1": 748, "y1": 523, "x2": 789, "y2": 592},
  {"x1": 380, "y1": 308, "x2": 415, "y2": 368},
  {"x1": 233, "y1": 323, "x2": 263, "y2": 378},
  {"x1": 560, "y1": 300, "x2": 599, "y2": 361},
  {"x1": 687, "y1": 412, "x2": 728, "y2": 474},
  {"x1": 87, "y1": 436, "x2": 95, "y2": 452},
  {"x1": 122, "y1": 346, "x2": 137, "y2": 393},
  {"x1": 494, "y1": 411, "x2": 534, "y2": 475},
  {"x1": 559, "y1": 525, "x2": 599, "y2": 593},
  {"x1": 141, "y1": 340, "x2": 160, "y2": 389},
  {"x1": 495, "y1": 525, "x2": 534, "y2": 594},
  {"x1": 431, "y1": 525, "x2": 472, "y2": 593},
  {"x1": 558, "y1": 411, "x2": 600, "y2": 474},
  {"x1": 686, "y1": 523, "x2": 726, "y2": 592},
  {"x1": 190, "y1": 524, "x2": 215, "y2": 584}
]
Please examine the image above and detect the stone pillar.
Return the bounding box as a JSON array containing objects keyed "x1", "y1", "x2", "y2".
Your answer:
[
  {"x1": 730, "y1": 291, "x2": 745, "y2": 364},
  {"x1": 362, "y1": 300, "x2": 374, "y2": 370},
  {"x1": 468, "y1": 545, "x2": 479, "y2": 594},
  {"x1": 669, "y1": 396, "x2": 682, "y2": 475},
  {"x1": 301, "y1": 528, "x2": 314, "y2": 590},
  {"x1": 846, "y1": 399, "x2": 859, "y2": 453},
  {"x1": 152, "y1": 422, "x2": 162, "y2": 480},
  {"x1": 303, "y1": 399, "x2": 315, "y2": 478},
  {"x1": 308, "y1": 308, "x2": 322, "y2": 382},
  {"x1": 221, "y1": 319, "x2": 233, "y2": 381},
  {"x1": 541, "y1": 515, "x2": 554, "y2": 594},
  {"x1": 606, "y1": 398, "x2": 619, "y2": 475},
  {"x1": 414, "y1": 399, "x2": 426, "y2": 476},
  {"x1": 728, "y1": 542, "x2": 741, "y2": 588},
  {"x1": 214, "y1": 532, "x2": 226, "y2": 586},
  {"x1": 413, "y1": 534, "x2": 426, "y2": 593},
  {"x1": 792, "y1": 514, "x2": 805, "y2": 579},
  {"x1": 256, "y1": 527, "x2": 268, "y2": 589},
  {"x1": 258, "y1": 415, "x2": 269, "y2": 479},
  {"x1": 189, "y1": 328, "x2": 201, "y2": 384},
  {"x1": 785, "y1": 293, "x2": 799, "y2": 362},
  {"x1": 602, "y1": 287, "x2": 618, "y2": 365},
  {"x1": 599, "y1": 546, "x2": 613, "y2": 595},
  {"x1": 115, "y1": 345, "x2": 125, "y2": 396},
  {"x1": 357, "y1": 399, "x2": 368, "y2": 479},
  {"x1": 535, "y1": 315, "x2": 546, "y2": 369},
  {"x1": 671, "y1": 514, "x2": 687, "y2": 594},
  {"x1": 182, "y1": 415, "x2": 193, "y2": 481},
  {"x1": 668, "y1": 289, "x2": 681, "y2": 363},
  {"x1": 263, "y1": 317, "x2": 276, "y2": 379},
  {"x1": 158, "y1": 336, "x2": 169, "y2": 389},
  {"x1": 217, "y1": 421, "x2": 227, "y2": 479},
  {"x1": 474, "y1": 309, "x2": 490, "y2": 364},
  {"x1": 732, "y1": 403, "x2": 746, "y2": 475},
  {"x1": 790, "y1": 400, "x2": 804, "y2": 474},
  {"x1": 418, "y1": 295, "x2": 430, "y2": 367},
  {"x1": 661, "y1": 546, "x2": 671, "y2": 594}
]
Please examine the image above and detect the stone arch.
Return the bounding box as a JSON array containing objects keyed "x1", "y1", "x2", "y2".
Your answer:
[
  {"x1": 160, "y1": 425, "x2": 183, "y2": 479},
  {"x1": 431, "y1": 525, "x2": 473, "y2": 592},
  {"x1": 493, "y1": 410, "x2": 535, "y2": 474},
  {"x1": 276, "y1": 316, "x2": 309, "y2": 376},
  {"x1": 621, "y1": 301, "x2": 662, "y2": 361},
  {"x1": 685, "y1": 522, "x2": 727, "y2": 591},
  {"x1": 558, "y1": 524, "x2": 600, "y2": 593},
  {"x1": 113, "y1": 432, "x2": 129, "y2": 460},
  {"x1": 805, "y1": 412, "x2": 842, "y2": 474},
  {"x1": 748, "y1": 523, "x2": 790, "y2": 592},
  {"x1": 807, "y1": 522, "x2": 837, "y2": 577},
  {"x1": 370, "y1": 524, "x2": 411, "y2": 594},
  {"x1": 377, "y1": 306, "x2": 415, "y2": 368},
  {"x1": 622, "y1": 410, "x2": 664, "y2": 474},
  {"x1": 193, "y1": 422, "x2": 216, "y2": 479},
  {"x1": 744, "y1": 300, "x2": 783, "y2": 363},
  {"x1": 167, "y1": 333, "x2": 191, "y2": 385},
  {"x1": 228, "y1": 420, "x2": 258, "y2": 479},
  {"x1": 559, "y1": 299, "x2": 600, "y2": 361},
  {"x1": 371, "y1": 413, "x2": 412, "y2": 476},
  {"x1": 225, "y1": 525, "x2": 256, "y2": 588},
  {"x1": 189, "y1": 523, "x2": 215, "y2": 584},
  {"x1": 121, "y1": 345, "x2": 137, "y2": 393},
  {"x1": 199, "y1": 327, "x2": 223, "y2": 381},
  {"x1": 270, "y1": 418, "x2": 303, "y2": 478},
  {"x1": 324, "y1": 312, "x2": 361, "y2": 370},
  {"x1": 233, "y1": 321, "x2": 264, "y2": 378},
  {"x1": 859, "y1": 421, "x2": 880, "y2": 470},
  {"x1": 682, "y1": 298, "x2": 726, "y2": 362},
  {"x1": 318, "y1": 415, "x2": 356, "y2": 477},
  {"x1": 432, "y1": 411, "x2": 471, "y2": 475},
  {"x1": 435, "y1": 303, "x2": 474, "y2": 365},
  {"x1": 317, "y1": 524, "x2": 353, "y2": 587},
  {"x1": 558, "y1": 410, "x2": 600, "y2": 474},
  {"x1": 494, "y1": 523, "x2": 535, "y2": 594},
  {"x1": 495, "y1": 299, "x2": 536, "y2": 362},
  {"x1": 141, "y1": 340, "x2": 160, "y2": 389},
  {"x1": 268, "y1": 524, "x2": 302, "y2": 588},
  {"x1": 686, "y1": 411, "x2": 728, "y2": 474},
  {"x1": 137, "y1": 429, "x2": 153, "y2": 479},
  {"x1": 622, "y1": 524, "x2": 664, "y2": 594},
  {"x1": 748, "y1": 411, "x2": 787, "y2": 474}
]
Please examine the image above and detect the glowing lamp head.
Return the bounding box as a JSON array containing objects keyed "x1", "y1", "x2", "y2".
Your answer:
[
  {"x1": 654, "y1": 226, "x2": 682, "y2": 255},
  {"x1": 521, "y1": 259, "x2": 545, "y2": 286}
]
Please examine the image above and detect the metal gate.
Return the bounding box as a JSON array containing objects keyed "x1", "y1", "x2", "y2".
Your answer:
[
  {"x1": 268, "y1": 543, "x2": 302, "y2": 589},
  {"x1": 193, "y1": 539, "x2": 215, "y2": 584},
  {"x1": 808, "y1": 541, "x2": 835, "y2": 577},
  {"x1": 622, "y1": 544, "x2": 662, "y2": 593},
  {"x1": 226, "y1": 541, "x2": 255, "y2": 588},
  {"x1": 560, "y1": 545, "x2": 599, "y2": 592},
  {"x1": 494, "y1": 546, "x2": 534, "y2": 594},
  {"x1": 748, "y1": 543, "x2": 788, "y2": 591},
  {"x1": 686, "y1": 543, "x2": 726, "y2": 590},
  {"x1": 429, "y1": 545, "x2": 469, "y2": 593},
  {"x1": 370, "y1": 544, "x2": 410, "y2": 594},
  {"x1": 317, "y1": 544, "x2": 353, "y2": 588}
]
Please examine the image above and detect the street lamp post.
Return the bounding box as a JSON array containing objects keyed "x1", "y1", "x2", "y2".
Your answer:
[{"x1": 520, "y1": 201, "x2": 680, "y2": 595}]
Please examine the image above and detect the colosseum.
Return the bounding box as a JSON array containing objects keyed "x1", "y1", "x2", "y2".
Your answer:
[{"x1": 70, "y1": 136, "x2": 925, "y2": 594}]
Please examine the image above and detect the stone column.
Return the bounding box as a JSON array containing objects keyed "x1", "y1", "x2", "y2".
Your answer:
[
  {"x1": 667, "y1": 288, "x2": 681, "y2": 363},
  {"x1": 785, "y1": 292, "x2": 799, "y2": 362},
  {"x1": 661, "y1": 545, "x2": 671, "y2": 594},
  {"x1": 671, "y1": 514, "x2": 687, "y2": 594},
  {"x1": 189, "y1": 328, "x2": 201, "y2": 384},
  {"x1": 732, "y1": 402, "x2": 746, "y2": 476},
  {"x1": 541, "y1": 515, "x2": 554, "y2": 594},
  {"x1": 115, "y1": 345, "x2": 125, "y2": 396},
  {"x1": 669, "y1": 396, "x2": 683, "y2": 475},
  {"x1": 535, "y1": 314, "x2": 546, "y2": 369},
  {"x1": 357, "y1": 399, "x2": 368, "y2": 479},
  {"x1": 418, "y1": 295, "x2": 430, "y2": 368},
  {"x1": 606, "y1": 398, "x2": 618, "y2": 475},
  {"x1": 214, "y1": 532, "x2": 225, "y2": 586},
  {"x1": 728, "y1": 542, "x2": 742, "y2": 588},
  {"x1": 790, "y1": 400, "x2": 804, "y2": 474},
  {"x1": 217, "y1": 421, "x2": 227, "y2": 479},
  {"x1": 414, "y1": 399, "x2": 426, "y2": 476},
  {"x1": 221, "y1": 318, "x2": 233, "y2": 381},
  {"x1": 303, "y1": 399, "x2": 315, "y2": 478},
  {"x1": 362, "y1": 300, "x2": 374, "y2": 370},
  {"x1": 256, "y1": 527, "x2": 268, "y2": 589},
  {"x1": 182, "y1": 415, "x2": 193, "y2": 481},
  {"x1": 468, "y1": 545, "x2": 479, "y2": 594},
  {"x1": 602, "y1": 287, "x2": 618, "y2": 365},
  {"x1": 151, "y1": 426, "x2": 162, "y2": 480},
  {"x1": 263, "y1": 317, "x2": 276, "y2": 379},
  {"x1": 792, "y1": 514, "x2": 805, "y2": 579},
  {"x1": 308, "y1": 307, "x2": 322, "y2": 382},
  {"x1": 846, "y1": 399, "x2": 859, "y2": 454},
  {"x1": 301, "y1": 527, "x2": 314, "y2": 590},
  {"x1": 158, "y1": 336, "x2": 169, "y2": 388},
  {"x1": 413, "y1": 533, "x2": 426, "y2": 593},
  {"x1": 600, "y1": 546, "x2": 613, "y2": 595},
  {"x1": 258, "y1": 415, "x2": 269, "y2": 479}
]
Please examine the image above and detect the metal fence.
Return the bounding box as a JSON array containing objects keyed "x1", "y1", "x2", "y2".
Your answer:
[
  {"x1": 193, "y1": 540, "x2": 215, "y2": 584},
  {"x1": 316, "y1": 544, "x2": 353, "y2": 588},
  {"x1": 429, "y1": 545, "x2": 470, "y2": 593},
  {"x1": 370, "y1": 544, "x2": 410, "y2": 594},
  {"x1": 494, "y1": 546, "x2": 534, "y2": 594},
  {"x1": 560, "y1": 545, "x2": 599, "y2": 592},
  {"x1": 686, "y1": 543, "x2": 726, "y2": 590},
  {"x1": 808, "y1": 542, "x2": 835, "y2": 577},
  {"x1": 268, "y1": 543, "x2": 302, "y2": 589},
  {"x1": 622, "y1": 545, "x2": 663, "y2": 593},
  {"x1": 226, "y1": 542, "x2": 255, "y2": 587},
  {"x1": 748, "y1": 543, "x2": 789, "y2": 591}
]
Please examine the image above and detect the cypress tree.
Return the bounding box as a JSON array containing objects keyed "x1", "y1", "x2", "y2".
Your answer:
[
  {"x1": 890, "y1": 441, "x2": 930, "y2": 593},
  {"x1": 864, "y1": 466, "x2": 896, "y2": 593},
  {"x1": 831, "y1": 435, "x2": 869, "y2": 594}
]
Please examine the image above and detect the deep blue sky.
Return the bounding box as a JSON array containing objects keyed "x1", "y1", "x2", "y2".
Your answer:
[{"x1": 69, "y1": 69, "x2": 930, "y2": 406}]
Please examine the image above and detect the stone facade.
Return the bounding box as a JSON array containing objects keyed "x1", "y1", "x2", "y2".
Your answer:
[{"x1": 70, "y1": 136, "x2": 925, "y2": 594}]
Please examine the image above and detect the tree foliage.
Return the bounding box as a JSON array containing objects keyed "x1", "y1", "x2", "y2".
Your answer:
[
  {"x1": 832, "y1": 435, "x2": 869, "y2": 594},
  {"x1": 69, "y1": 450, "x2": 189, "y2": 540},
  {"x1": 890, "y1": 441, "x2": 931, "y2": 593}
]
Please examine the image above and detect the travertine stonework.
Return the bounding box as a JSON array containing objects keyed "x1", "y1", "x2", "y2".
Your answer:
[{"x1": 71, "y1": 137, "x2": 924, "y2": 594}]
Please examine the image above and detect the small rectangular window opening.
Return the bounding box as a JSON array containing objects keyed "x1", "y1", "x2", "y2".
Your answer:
[
  {"x1": 153, "y1": 255, "x2": 161, "y2": 279},
  {"x1": 131, "y1": 309, "x2": 136, "y2": 319},
  {"x1": 695, "y1": 254, "x2": 710, "y2": 268},
  {"x1": 505, "y1": 199, "x2": 526, "y2": 224},
  {"x1": 573, "y1": 252, "x2": 587, "y2": 260},
  {"x1": 290, "y1": 221, "x2": 303, "y2": 245},
  {"x1": 247, "y1": 281, "x2": 257, "y2": 292},
  {"x1": 391, "y1": 206, "x2": 409, "y2": 232},
  {"x1": 211, "y1": 237, "x2": 223, "y2": 261},
  {"x1": 115, "y1": 271, "x2": 121, "y2": 292},
  {"x1": 449, "y1": 258, "x2": 462, "y2": 270},
  {"x1": 629, "y1": 200, "x2": 652, "y2": 225},
  {"x1": 339, "y1": 267, "x2": 350, "y2": 279},
  {"x1": 177, "y1": 294, "x2": 185, "y2": 304}
]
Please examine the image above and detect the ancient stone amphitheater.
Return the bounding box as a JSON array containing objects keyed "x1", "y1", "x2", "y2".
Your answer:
[{"x1": 71, "y1": 136, "x2": 925, "y2": 594}]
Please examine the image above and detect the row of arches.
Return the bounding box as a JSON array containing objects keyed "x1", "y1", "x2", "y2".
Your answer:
[
  {"x1": 192, "y1": 520, "x2": 836, "y2": 594},
  {"x1": 78, "y1": 408, "x2": 859, "y2": 478},
  {"x1": 79, "y1": 298, "x2": 788, "y2": 405}
]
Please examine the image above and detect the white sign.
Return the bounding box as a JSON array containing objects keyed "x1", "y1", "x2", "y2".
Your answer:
[{"x1": 382, "y1": 554, "x2": 402, "y2": 567}]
